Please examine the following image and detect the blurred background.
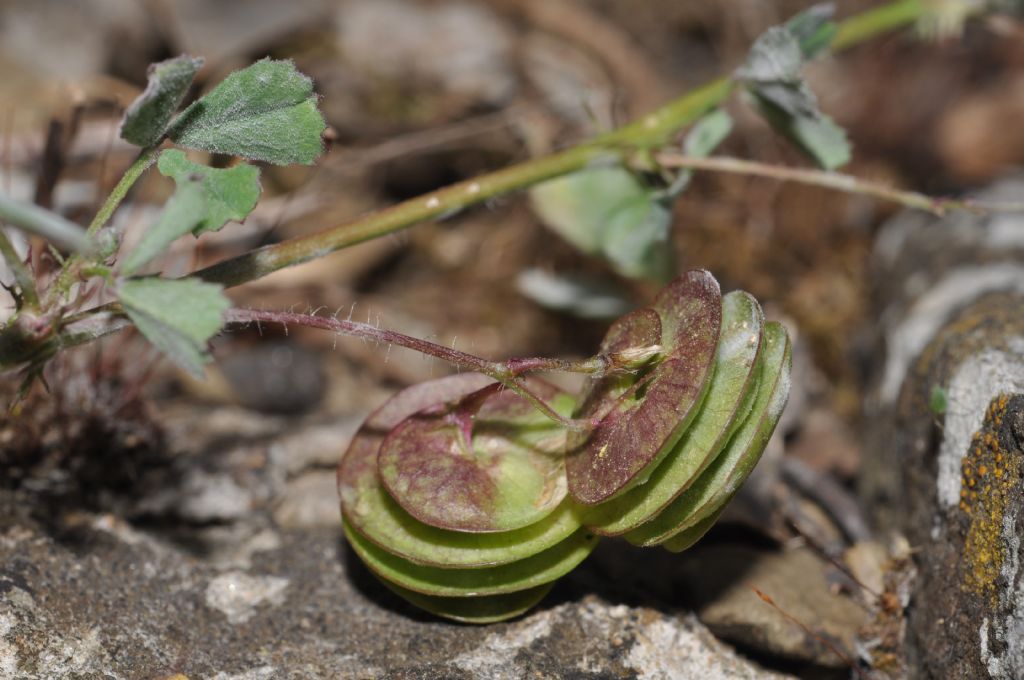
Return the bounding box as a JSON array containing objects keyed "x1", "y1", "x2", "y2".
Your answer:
[{"x1": 2, "y1": 0, "x2": 1022, "y2": 411}]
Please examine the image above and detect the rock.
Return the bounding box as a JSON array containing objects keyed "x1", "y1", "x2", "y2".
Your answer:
[
  {"x1": 677, "y1": 545, "x2": 868, "y2": 668},
  {"x1": 205, "y1": 572, "x2": 290, "y2": 625},
  {"x1": 272, "y1": 471, "x2": 340, "y2": 529},
  {"x1": 270, "y1": 419, "x2": 365, "y2": 476},
  {"x1": 787, "y1": 407, "x2": 862, "y2": 479},
  {"x1": 869, "y1": 175, "x2": 1024, "y2": 410},
  {"x1": 219, "y1": 342, "x2": 327, "y2": 415},
  {"x1": 862, "y1": 178, "x2": 1024, "y2": 678},
  {"x1": 0, "y1": 512, "x2": 790, "y2": 679}
]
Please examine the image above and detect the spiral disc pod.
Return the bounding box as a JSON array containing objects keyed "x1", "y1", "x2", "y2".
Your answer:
[
  {"x1": 337, "y1": 271, "x2": 791, "y2": 622},
  {"x1": 626, "y1": 321, "x2": 792, "y2": 548},
  {"x1": 570, "y1": 275, "x2": 791, "y2": 552},
  {"x1": 338, "y1": 374, "x2": 597, "y2": 623}
]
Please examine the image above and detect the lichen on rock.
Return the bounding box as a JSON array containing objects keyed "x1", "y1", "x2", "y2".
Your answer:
[{"x1": 960, "y1": 395, "x2": 1023, "y2": 602}]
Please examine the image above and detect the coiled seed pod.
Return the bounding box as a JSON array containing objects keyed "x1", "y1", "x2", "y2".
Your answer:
[{"x1": 337, "y1": 270, "x2": 791, "y2": 622}]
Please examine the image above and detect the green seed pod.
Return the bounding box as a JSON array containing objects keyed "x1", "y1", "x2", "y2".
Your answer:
[{"x1": 337, "y1": 271, "x2": 791, "y2": 622}]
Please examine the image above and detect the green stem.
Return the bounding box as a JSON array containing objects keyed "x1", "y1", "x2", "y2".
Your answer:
[
  {"x1": 0, "y1": 193, "x2": 91, "y2": 253},
  {"x1": 194, "y1": 1, "x2": 929, "y2": 290},
  {"x1": 49, "y1": 145, "x2": 160, "y2": 304},
  {"x1": 0, "y1": 227, "x2": 39, "y2": 308},
  {"x1": 830, "y1": 0, "x2": 924, "y2": 50},
  {"x1": 85, "y1": 146, "x2": 161, "y2": 238}
]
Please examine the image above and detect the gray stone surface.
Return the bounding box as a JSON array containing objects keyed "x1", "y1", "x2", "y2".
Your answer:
[
  {"x1": 863, "y1": 181, "x2": 1024, "y2": 678},
  {"x1": 681, "y1": 546, "x2": 868, "y2": 668},
  {"x1": 0, "y1": 508, "x2": 789, "y2": 679}
]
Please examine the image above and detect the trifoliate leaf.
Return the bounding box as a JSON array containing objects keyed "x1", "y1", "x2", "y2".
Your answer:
[
  {"x1": 120, "y1": 55, "x2": 204, "y2": 148},
  {"x1": 121, "y1": 180, "x2": 206, "y2": 275},
  {"x1": 119, "y1": 277, "x2": 229, "y2": 377},
  {"x1": 785, "y1": 3, "x2": 837, "y2": 58},
  {"x1": 157, "y1": 149, "x2": 261, "y2": 234},
  {"x1": 750, "y1": 88, "x2": 851, "y2": 170},
  {"x1": 529, "y1": 166, "x2": 673, "y2": 281},
  {"x1": 737, "y1": 13, "x2": 851, "y2": 170},
  {"x1": 167, "y1": 59, "x2": 326, "y2": 165},
  {"x1": 123, "y1": 150, "x2": 261, "y2": 275}
]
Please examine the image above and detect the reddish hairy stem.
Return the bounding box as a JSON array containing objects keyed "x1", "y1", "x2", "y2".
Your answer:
[{"x1": 225, "y1": 308, "x2": 599, "y2": 430}]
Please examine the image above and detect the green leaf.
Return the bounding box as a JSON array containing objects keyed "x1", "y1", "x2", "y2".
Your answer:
[
  {"x1": 120, "y1": 55, "x2": 204, "y2": 148},
  {"x1": 121, "y1": 180, "x2": 206, "y2": 275},
  {"x1": 930, "y1": 385, "x2": 948, "y2": 415},
  {"x1": 737, "y1": 9, "x2": 851, "y2": 170},
  {"x1": 157, "y1": 150, "x2": 261, "y2": 235},
  {"x1": 122, "y1": 151, "x2": 261, "y2": 275},
  {"x1": 685, "y1": 109, "x2": 734, "y2": 157},
  {"x1": 737, "y1": 27, "x2": 804, "y2": 83},
  {"x1": 749, "y1": 89, "x2": 851, "y2": 170},
  {"x1": 600, "y1": 194, "x2": 672, "y2": 281},
  {"x1": 667, "y1": 109, "x2": 734, "y2": 197},
  {"x1": 119, "y1": 277, "x2": 229, "y2": 377},
  {"x1": 529, "y1": 166, "x2": 673, "y2": 281},
  {"x1": 785, "y1": 3, "x2": 837, "y2": 58},
  {"x1": 167, "y1": 59, "x2": 326, "y2": 165}
]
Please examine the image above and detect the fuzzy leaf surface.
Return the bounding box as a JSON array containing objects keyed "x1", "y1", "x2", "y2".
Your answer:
[
  {"x1": 158, "y1": 149, "x2": 261, "y2": 234},
  {"x1": 120, "y1": 55, "x2": 203, "y2": 147},
  {"x1": 119, "y1": 277, "x2": 229, "y2": 377},
  {"x1": 529, "y1": 166, "x2": 672, "y2": 281},
  {"x1": 121, "y1": 180, "x2": 206, "y2": 275},
  {"x1": 168, "y1": 59, "x2": 326, "y2": 165}
]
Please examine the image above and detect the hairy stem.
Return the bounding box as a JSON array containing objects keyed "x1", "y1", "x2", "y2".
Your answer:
[
  {"x1": 652, "y1": 153, "x2": 1024, "y2": 216},
  {"x1": 0, "y1": 227, "x2": 39, "y2": 308},
  {"x1": 226, "y1": 308, "x2": 599, "y2": 430},
  {"x1": 194, "y1": 1, "x2": 929, "y2": 290},
  {"x1": 49, "y1": 145, "x2": 160, "y2": 304},
  {"x1": 84, "y1": 146, "x2": 161, "y2": 239}
]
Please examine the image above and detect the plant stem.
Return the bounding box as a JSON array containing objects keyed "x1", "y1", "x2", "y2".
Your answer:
[
  {"x1": 225, "y1": 308, "x2": 599, "y2": 430},
  {"x1": 49, "y1": 145, "x2": 160, "y2": 304},
  {"x1": 195, "y1": 0, "x2": 928, "y2": 290},
  {"x1": 651, "y1": 153, "x2": 1024, "y2": 216},
  {"x1": 0, "y1": 192, "x2": 91, "y2": 253},
  {"x1": 0, "y1": 227, "x2": 39, "y2": 308},
  {"x1": 830, "y1": 0, "x2": 924, "y2": 50},
  {"x1": 84, "y1": 146, "x2": 161, "y2": 239}
]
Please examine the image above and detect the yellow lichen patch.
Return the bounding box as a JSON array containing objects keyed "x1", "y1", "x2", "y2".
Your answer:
[{"x1": 960, "y1": 394, "x2": 1019, "y2": 602}]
